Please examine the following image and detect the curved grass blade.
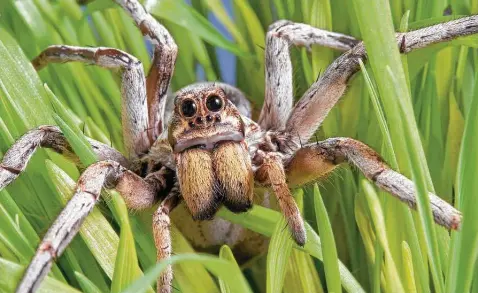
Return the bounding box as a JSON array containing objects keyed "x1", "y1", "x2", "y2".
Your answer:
[
  {"x1": 122, "y1": 254, "x2": 252, "y2": 293},
  {"x1": 75, "y1": 272, "x2": 104, "y2": 293},
  {"x1": 170, "y1": 225, "x2": 220, "y2": 293},
  {"x1": 219, "y1": 245, "x2": 245, "y2": 293},
  {"x1": 0, "y1": 28, "x2": 52, "y2": 126}
]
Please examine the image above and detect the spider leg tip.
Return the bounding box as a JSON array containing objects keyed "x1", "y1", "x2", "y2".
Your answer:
[
  {"x1": 294, "y1": 232, "x2": 307, "y2": 247},
  {"x1": 450, "y1": 213, "x2": 462, "y2": 230}
]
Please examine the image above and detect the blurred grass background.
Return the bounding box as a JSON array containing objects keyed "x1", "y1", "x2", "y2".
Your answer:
[{"x1": 0, "y1": 0, "x2": 477, "y2": 292}]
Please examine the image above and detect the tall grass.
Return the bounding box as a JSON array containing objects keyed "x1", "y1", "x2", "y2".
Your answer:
[{"x1": 0, "y1": 0, "x2": 477, "y2": 292}]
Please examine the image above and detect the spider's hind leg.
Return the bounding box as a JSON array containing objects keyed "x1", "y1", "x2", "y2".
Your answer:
[
  {"x1": 0, "y1": 125, "x2": 128, "y2": 190},
  {"x1": 15, "y1": 160, "x2": 169, "y2": 292}
]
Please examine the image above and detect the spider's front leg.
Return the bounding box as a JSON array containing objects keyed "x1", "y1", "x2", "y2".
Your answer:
[
  {"x1": 33, "y1": 45, "x2": 150, "y2": 157},
  {"x1": 14, "y1": 160, "x2": 173, "y2": 293},
  {"x1": 113, "y1": 0, "x2": 178, "y2": 141},
  {"x1": 258, "y1": 20, "x2": 359, "y2": 131},
  {"x1": 284, "y1": 15, "x2": 478, "y2": 144},
  {"x1": 284, "y1": 138, "x2": 461, "y2": 229},
  {"x1": 0, "y1": 127, "x2": 174, "y2": 292}
]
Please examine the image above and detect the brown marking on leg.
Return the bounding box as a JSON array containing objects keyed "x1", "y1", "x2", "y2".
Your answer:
[
  {"x1": 0, "y1": 164, "x2": 21, "y2": 175},
  {"x1": 38, "y1": 241, "x2": 57, "y2": 259}
]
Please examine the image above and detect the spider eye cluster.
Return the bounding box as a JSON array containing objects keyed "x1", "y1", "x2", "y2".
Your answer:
[
  {"x1": 206, "y1": 95, "x2": 223, "y2": 112},
  {"x1": 181, "y1": 99, "x2": 197, "y2": 117},
  {"x1": 179, "y1": 95, "x2": 224, "y2": 118}
]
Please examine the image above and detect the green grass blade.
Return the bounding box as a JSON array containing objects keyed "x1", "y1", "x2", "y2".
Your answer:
[
  {"x1": 219, "y1": 245, "x2": 242, "y2": 293},
  {"x1": 150, "y1": 0, "x2": 248, "y2": 57},
  {"x1": 0, "y1": 28, "x2": 52, "y2": 126},
  {"x1": 122, "y1": 254, "x2": 252, "y2": 293},
  {"x1": 361, "y1": 180, "x2": 404, "y2": 292},
  {"x1": 351, "y1": 1, "x2": 446, "y2": 292},
  {"x1": 111, "y1": 191, "x2": 153, "y2": 293},
  {"x1": 218, "y1": 205, "x2": 365, "y2": 293},
  {"x1": 266, "y1": 192, "x2": 296, "y2": 293},
  {"x1": 445, "y1": 69, "x2": 478, "y2": 293},
  {"x1": 313, "y1": 185, "x2": 342, "y2": 293},
  {"x1": 0, "y1": 257, "x2": 80, "y2": 293},
  {"x1": 170, "y1": 225, "x2": 220, "y2": 293},
  {"x1": 75, "y1": 272, "x2": 104, "y2": 293},
  {"x1": 401, "y1": 242, "x2": 417, "y2": 293},
  {"x1": 284, "y1": 250, "x2": 324, "y2": 293}
]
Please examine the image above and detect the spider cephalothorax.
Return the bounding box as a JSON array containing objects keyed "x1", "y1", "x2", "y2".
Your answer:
[
  {"x1": 0, "y1": 0, "x2": 474, "y2": 292},
  {"x1": 169, "y1": 84, "x2": 253, "y2": 220}
]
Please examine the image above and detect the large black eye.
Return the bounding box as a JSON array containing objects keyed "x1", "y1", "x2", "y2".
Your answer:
[
  {"x1": 181, "y1": 99, "x2": 197, "y2": 117},
  {"x1": 206, "y1": 95, "x2": 223, "y2": 112}
]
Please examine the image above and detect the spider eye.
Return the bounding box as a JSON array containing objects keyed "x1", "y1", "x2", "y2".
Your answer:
[
  {"x1": 181, "y1": 99, "x2": 197, "y2": 117},
  {"x1": 206, "y1": 95, "x2": 223, "y2": 112}
]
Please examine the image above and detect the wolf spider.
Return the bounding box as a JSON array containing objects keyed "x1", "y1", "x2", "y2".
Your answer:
[{"x1": 0, "y1": 0, "x2": 475, "y2": 292}]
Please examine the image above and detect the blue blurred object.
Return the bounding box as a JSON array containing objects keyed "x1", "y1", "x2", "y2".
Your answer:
[
  {"x1": 206, "y1": 0, "x2": 236, "y2": 85},
  {"x1": 145, "y1": 0, "x2": 237, "y2": 86}
]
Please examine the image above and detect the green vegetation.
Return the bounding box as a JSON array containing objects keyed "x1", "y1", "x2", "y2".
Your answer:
[{"x1": 0, "y1": 0, "x2": 477, "y2": 292}]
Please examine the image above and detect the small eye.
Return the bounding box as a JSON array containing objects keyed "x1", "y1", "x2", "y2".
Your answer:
[
  {"x1": 181, "y1": 99, "x2": 197, "y2": 117},
  {"x1": 206, "y1": 95, "x2": 223, "y2": 112}
]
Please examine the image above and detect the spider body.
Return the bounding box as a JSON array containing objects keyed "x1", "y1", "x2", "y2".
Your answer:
[
  {"x1": 0, "y1": 1, "x2": 474, "y2": 292},
  {"x1": 167, "y1": 84, "x2": 254, "y2": 220}
]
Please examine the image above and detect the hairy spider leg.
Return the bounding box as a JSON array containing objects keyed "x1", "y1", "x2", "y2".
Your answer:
[{"x1": 33, "y1": 46, "x2": 150, "y2": 158}]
